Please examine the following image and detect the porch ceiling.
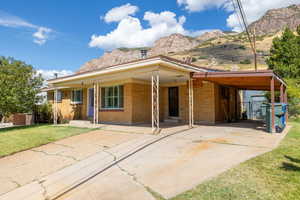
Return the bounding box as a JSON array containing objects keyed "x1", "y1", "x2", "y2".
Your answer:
[{"x1": 193, "y1": 70, "x2": 286, "y2": 90}]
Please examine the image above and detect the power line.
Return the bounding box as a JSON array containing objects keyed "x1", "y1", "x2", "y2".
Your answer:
[
  {"x1": 231, "y1": 0, "x2": 258, "y2": 71},
  {"x1": 230, "y1": 0, "x2": 244, "y2": 32}
]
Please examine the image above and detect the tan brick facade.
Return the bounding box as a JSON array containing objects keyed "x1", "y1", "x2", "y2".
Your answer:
[
  {"x1": 48, "y1": 80, "x2": 240, "y2": 124},
  {"x1": 48, "y1": 88, "x2": 87, "y2": 121}
]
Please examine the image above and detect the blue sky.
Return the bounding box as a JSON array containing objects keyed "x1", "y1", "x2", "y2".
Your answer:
[{"x1": 0, "y1": 0, "x2": 299, "y2": 78}]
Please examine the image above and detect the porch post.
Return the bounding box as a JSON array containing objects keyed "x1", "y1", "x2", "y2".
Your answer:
[
  {"x1": 284, "y1": 86, "x2": 288, "y2": 121},
  {"x1": 93, "y1": 83, "x2": 96, "y2": 125},
  {"x1": 96, "y1": 82, "x2": 99, "y2": 124},
  {"x1": 151, "y1": 72, "x2": 159, "y2": 133},
  {"x1": 53, "y1": 89, "x2": 58, "y2": 125},
  {"x1": 280, "y1": 83, "x2": 284, "y2": 103},
  {"x1": 188, "y1": 77, "x2": 194, "y2": 128},
  {"x1": 271, "y1": 76, "x2": 275, "y2": 133}
]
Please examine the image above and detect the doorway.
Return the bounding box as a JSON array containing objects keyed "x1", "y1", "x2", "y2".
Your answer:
[
  {"x1": 88, "y1": 88, "x2": 94, "y2": 118},
  {"x1": 168, "y1": 87, "x2": 179, "y2": 117}
]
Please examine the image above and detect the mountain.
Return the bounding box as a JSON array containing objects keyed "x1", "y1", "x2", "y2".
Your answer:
[
  {"x1": 78, "y1": 33, "x2": 200, "y2": 72},
  {"x1": 149, "y1": 33, "x2": 199, "y2": 56},
  {"x1": 196, "y1": 30, "x2": 225, "y2": 41},
  {"x1": 79, "y1": 4, "x2": 300, "y2": 72},
  {"x1": 248, "y1": 4, "x2": 300, "y2": 36}
]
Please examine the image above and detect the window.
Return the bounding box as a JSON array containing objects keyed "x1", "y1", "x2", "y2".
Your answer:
[
  {"x1": 47, "y1": 92, "x2": 53, "y2": 101},
  {"x1": 71, "y1": 89, "x2": 83, "y2": 104},
  {"x1": 56, "y1": 90, "x2": 62, "y2": 102},
  {"x1": 101, "y1": 85, "x2": 124, "y2": 109}
]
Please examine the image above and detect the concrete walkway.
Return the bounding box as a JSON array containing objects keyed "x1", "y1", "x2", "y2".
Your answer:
[{"x1": 0, "y1": 122, "x2": 290, "y2": 200}]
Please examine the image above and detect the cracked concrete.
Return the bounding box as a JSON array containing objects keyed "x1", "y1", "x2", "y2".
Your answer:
[
  {"x1": 0, "y1": 122, "x2": 289, "y2": 200},
  {"x1": 103, "y1": 148, "x2": 158, "y2": 198},
  {"x1": 38, "y1": 180, "x2": 48, "y2": 200},
  {"x1": 0, "y1": 129, "x2": 143, "y2": 196},
  {"x1": 30, "y1": 149, "x2": 80, "y2": 162},
  {"x1": 55, "y1": 122, "x2": 289, "y2": 200}
]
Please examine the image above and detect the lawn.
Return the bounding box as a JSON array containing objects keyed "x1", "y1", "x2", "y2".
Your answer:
[
  {"x1": 171, "y1": 121, "x2": 300, "y2": 200},
  {"x1": 0, "y1": 125, "x2": 95, "y2": 157}
]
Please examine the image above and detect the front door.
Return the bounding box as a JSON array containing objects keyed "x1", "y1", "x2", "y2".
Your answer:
[
  {"x1": 168, "y1": 87, "x2": 179, "y2": 117},
  {"x1": 88, "y1": 88, "x2": 94, "y2": 117}
]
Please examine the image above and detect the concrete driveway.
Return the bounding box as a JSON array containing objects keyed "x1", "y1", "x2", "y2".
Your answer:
[
  {"x1": 0, "y1": 129, "x2": 144, "y2": 196},
  {"x1": 0, "y1": 122, "x2": 289, "y2": 200}
]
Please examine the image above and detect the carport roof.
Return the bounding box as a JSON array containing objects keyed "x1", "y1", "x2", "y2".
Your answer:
[{"x1": 193, "y1": 70, "x2": 286, "y2": 90}]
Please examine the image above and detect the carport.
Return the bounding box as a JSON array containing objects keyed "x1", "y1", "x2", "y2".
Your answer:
[{"x1": 193, "y1": 70, "x2": 288, "y2": 133}]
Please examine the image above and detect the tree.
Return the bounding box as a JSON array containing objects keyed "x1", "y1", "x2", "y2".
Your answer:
[
  {"x1": 266, "y1": 26, "x2": 300, "y2": 117},
  {"x1": 266, "y1": 27, "x2": 300, "y2": 78},
  {"x1": 0, "y1": 56, "x2": 43, "y2": 120}
]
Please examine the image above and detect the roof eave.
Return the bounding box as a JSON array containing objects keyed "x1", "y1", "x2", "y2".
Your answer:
[{"x1": 47, "y1": 56, "x2": 210, "y2": 84}]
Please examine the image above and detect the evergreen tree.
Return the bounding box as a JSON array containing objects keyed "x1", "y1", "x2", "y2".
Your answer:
[{"x1": 267, "y1": 27, "x2": 300, "y2": 78}]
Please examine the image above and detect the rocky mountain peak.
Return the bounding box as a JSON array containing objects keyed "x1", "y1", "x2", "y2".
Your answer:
[
  {"x1": 78, "y1": 33, "x2": 200, "y2": 72},
  {"x1": 248, "y1": 4, "x2": 300, "y2": 35},
  {"x1": 197, "y1": 30, "x2": 225, "y2": 41},
  {"x1": 149, "y1": 33, "x2": 199, "y2": 56}
]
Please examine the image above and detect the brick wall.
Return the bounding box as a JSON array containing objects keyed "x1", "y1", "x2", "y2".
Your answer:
[{"x1": 47, "y1": 80, "x2": 237, "y2": 124}]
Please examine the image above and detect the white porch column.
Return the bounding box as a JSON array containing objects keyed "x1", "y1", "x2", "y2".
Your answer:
[
  {"x1": 188, "y1": 77, "x2": 194, "y2": 128},
  {"x1": 93, "y1": 83, "x2": 96, "y2": 125},
  {"x1": 53, "y1": 89, "x2": 58, "y2": 125},
  {"x1": 151, "y1": 72, "x2": 160, "y2": 133},
  {"x1": 96, "y1": 82, "x2": 99, "y2": 124}
]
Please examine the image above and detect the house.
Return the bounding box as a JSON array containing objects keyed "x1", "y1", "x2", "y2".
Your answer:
[{"x1": 45, "y1": 54, "x2": 287, "y2": 133}]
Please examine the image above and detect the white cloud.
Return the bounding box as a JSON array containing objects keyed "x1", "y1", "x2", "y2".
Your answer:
[
  {"x1": 89, "y1": 10, "x2": 205, "y2": 50},
  {"x1": 103, "y1": 3, "x2": 139, "y2": 23},
  {"x1": 0, "y1": 10, "x2": 53, "y2": 45},
  {"x1": 177, "y1": 0, "x2": 300, "y2": 32},
  {"x1": 37, "y1": 69, "x2": 73, "y2": 81},
  {"x1": 33, "y1": 27, "x2": 52, "y2": 45},
  {"x1": 177, "y1": 0, "x2": 228, "y2": 12}
]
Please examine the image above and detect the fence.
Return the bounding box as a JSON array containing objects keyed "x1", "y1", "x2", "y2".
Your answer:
[{"x1": 240, "y1": 101, "x2": 267, "y2": 121}]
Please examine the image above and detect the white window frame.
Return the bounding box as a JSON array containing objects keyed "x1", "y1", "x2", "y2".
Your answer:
[
  {"x1": 71, "y1": 89, "x2": 83, "y2": 104},
  {"x1": 101, "y1": 85, "x2": 124, "y2": 109},
  {"x1": 56, "y1": 90, "x2": 62, "y2": 102}
]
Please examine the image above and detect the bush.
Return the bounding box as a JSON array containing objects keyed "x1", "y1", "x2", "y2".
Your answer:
[
  {"x1": 238, "y1": 45, "x2": 246, "y2": 50},
  {"x1": 191, "y1": 57, "x2": 197, "y2": 62},
  {"x1": 33, "y1": 103, "x2": 52, "y2": 123},
  {"x1": 240, "y1": 59, "x2": 251, "y2": 64},
  {"x1": 286, "y1": 79, "x2": 300, "y2": 117},
  {"x1": 198, "y1": 56, "x2": 208, "y2": 59}
]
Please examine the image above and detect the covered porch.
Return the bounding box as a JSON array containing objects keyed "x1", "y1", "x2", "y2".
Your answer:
[{"x1": 50, "y1": 61, "x2": 198, "y2": 134}]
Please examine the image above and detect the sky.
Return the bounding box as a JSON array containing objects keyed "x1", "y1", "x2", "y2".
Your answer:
[{"x1": 1, "y1": 0, "x2": 299, "y2": 79}]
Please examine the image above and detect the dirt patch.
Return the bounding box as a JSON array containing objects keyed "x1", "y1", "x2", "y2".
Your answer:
[
  {"x1": 148, "y1": 141, "x2": 215, "y2": 177},
  {"x1": 187, "y1": 142, "x2": 214, "y2": 157}
]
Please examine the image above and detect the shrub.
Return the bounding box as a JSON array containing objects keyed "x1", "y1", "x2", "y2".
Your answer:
[
  {"x1": 33, "y1": 103, "x2": 52, "y2": 123},
  {"x1": 238, "y1": 45, "x2": 246, "y2": 50},
  {"x1": 198, "y1": 56, "x2": 208, "y2": 60},
  {"x1": 240, "y1": 59, "x2": 251, "y2": 64}
]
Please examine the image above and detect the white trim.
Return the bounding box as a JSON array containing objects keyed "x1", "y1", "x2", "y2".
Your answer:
[
  {"x1": 71, "y1": 89, "x2": 83, "y2": 104},
  {"x1": 100, "y1": 85, "x2": 124, "y2": 109},
  {"x1": 48, "y1": 57, "x2": 206, "y2": 84},
  {"x1": 42, "y1": 86, "x2": 70, "y2": 92}
]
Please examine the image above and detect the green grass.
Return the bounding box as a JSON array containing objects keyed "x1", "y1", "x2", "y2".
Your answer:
[
  {"x1": 171, "y1": 121, "x2": 300, "y2": 200},
  {"x1": 0, "y1": 125, "x2": 95, "y2": 157}
]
